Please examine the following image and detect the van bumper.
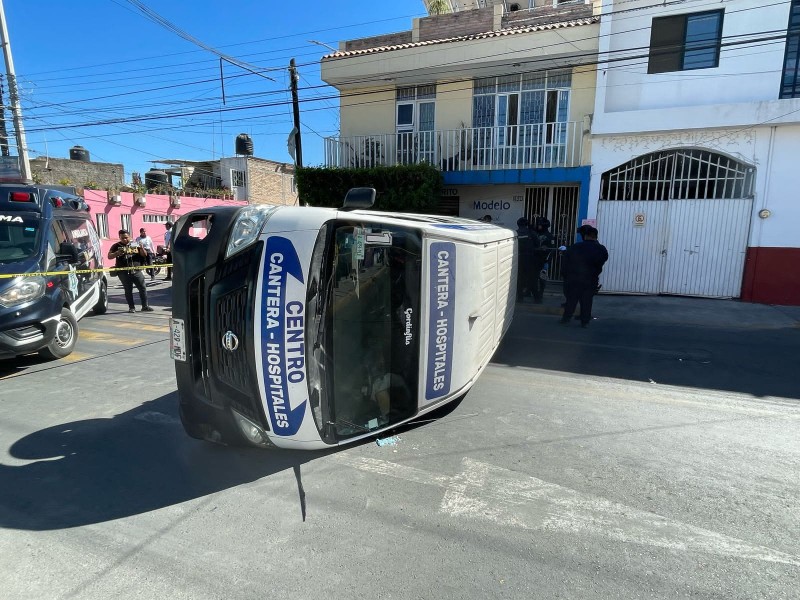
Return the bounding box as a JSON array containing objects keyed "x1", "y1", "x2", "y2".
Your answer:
[{"x1": 0, "y1": 302, "x2": 61, "y2": 358}]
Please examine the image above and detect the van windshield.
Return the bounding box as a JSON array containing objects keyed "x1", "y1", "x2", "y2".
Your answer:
[
  {"x1": 0, "y1": 216, "x2": 41, "y2": 264},
  {"x1": 307, "y1": 220, "x2": 422, "y2": 440}
]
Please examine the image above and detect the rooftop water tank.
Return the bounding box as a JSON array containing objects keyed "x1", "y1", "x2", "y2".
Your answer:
[
  {"x1": 145, "y1": 169, "x2": 169, "y2": 190},
  {"x1": 69, "y1": 145, "x2": 90, "y2": 161},
  {"x1": 235, "y1": 133, "x2": 254, "y2": 156}
]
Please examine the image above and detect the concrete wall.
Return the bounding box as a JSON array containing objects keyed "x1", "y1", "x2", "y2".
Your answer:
[
  {"x1": 595, "y1": 0, "x2": 791, "y2": 122},
  {"x1": 340, "y1": 87, "x2": 396, "y2": 138},
  {"x1": 344, "y1": 31, "x2": 412, "y2": 52},
  {"x1": 416, "y1": 7, "x2": 494, "y2": 42},
  {"x1": 31, "y1": 157, "x2": 124, "y2": 190}
]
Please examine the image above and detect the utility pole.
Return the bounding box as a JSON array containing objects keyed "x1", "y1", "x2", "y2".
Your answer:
[
  {"x1": 0, "y1": 0, "x2": 31, "y2": 181},
  {"x1": 0, "y1": 75, "x2": 10, "y2": 156},
  {"x1": 288, "y1": 58, "x2": 303, "y2": 169}
]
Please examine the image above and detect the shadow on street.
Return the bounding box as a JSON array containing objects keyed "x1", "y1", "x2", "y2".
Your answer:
[
  {"x1": 494, "y1": 300, "x2": 800, "y2": 401},
  {"x1": 0, "y1": 392, "x2": 328, "y2": 531}
]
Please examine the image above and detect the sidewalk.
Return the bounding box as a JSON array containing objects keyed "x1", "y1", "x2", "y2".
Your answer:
[{"x1": 517, "y1": 286, "x2": 800, "y2": 330}]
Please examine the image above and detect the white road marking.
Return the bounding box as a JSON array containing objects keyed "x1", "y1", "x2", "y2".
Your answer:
[{"x1": 335, "y1": 454, "x2": 799, "y2": 566}]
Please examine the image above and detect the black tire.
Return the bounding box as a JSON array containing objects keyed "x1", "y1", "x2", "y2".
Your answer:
[
  {"x1": 152, "y1": 265, "x2": 162, "y2": 277},
  {"x1": 93, "y1": 279, "x2": 108, "y2": 315},
  {"x1": 39, "y1": 308, "x2": 79, "y2": 360}
]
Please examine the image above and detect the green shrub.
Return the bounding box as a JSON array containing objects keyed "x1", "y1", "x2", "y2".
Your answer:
[{"x1": 295, "y1": 164, "x2": 443, "y2": 213}]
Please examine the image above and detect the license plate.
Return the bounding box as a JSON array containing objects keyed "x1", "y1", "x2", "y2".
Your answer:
[{"x1": 169, "y1": 318, "x2": 187, "y2": 362}]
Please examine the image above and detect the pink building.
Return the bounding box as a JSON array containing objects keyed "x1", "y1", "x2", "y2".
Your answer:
[{"x1": 82, "y1": 189, "x2": 248, "y2": 258}]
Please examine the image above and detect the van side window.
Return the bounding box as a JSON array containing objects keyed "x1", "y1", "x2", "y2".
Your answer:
[{"x1": 46, "y1": 222, "x2": 69, "y2": 267}]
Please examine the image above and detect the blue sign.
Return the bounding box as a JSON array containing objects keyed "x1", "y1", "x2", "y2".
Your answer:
[
  {"x1": 426, "y1": 242, "x2": 456, "y2": 400},
  {"x1": 260, "y1": 236, "x2": 307, "y2": 436}
]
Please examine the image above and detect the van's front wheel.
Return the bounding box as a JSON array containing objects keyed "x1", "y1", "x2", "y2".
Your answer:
[
  {"x1": 40, "y1": 308, "x2": 78, "y2": 360},
  {"x1": 93, "y1": 280, "x2": 108, "y2": 315}
]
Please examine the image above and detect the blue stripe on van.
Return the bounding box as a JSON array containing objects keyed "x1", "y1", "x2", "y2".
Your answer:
[
  {"x1": 426, "y1": 242, "x2": 455, "y2": 401},
  {"x1": 260, "y1": 236, "x2": 307, "y2": 436}
]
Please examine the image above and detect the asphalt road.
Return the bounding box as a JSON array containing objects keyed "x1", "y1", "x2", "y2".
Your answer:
[{"x1": 0, "y1": 285, "x2": 798, "y2": 600}]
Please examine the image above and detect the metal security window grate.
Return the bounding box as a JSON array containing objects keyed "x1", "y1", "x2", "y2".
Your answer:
[
  {"x1": 95, "y1": 213, "x2": 108, "y2": 238},
  {"x1": 601, "y1": 150, "x2": 754, "y2": 201},
  {"x1": 780, "y1": 0, "x2": 800, "y2": 98}
]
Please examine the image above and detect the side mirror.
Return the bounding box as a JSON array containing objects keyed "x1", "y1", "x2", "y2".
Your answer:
[
  {"x1": 57, "y1": 242, "x2": 79, "y2": 264},
  {"x1": 341, "y1": 187, "x2": 376, "y2": 211}
]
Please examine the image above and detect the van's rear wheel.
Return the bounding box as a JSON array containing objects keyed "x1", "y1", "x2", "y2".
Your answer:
[
  {"x1": 93, "y1": 280, "x2": 108, "y2": 315},
  {"x1": 40, "y1": 308, "x2": 78, "y2": 360}
]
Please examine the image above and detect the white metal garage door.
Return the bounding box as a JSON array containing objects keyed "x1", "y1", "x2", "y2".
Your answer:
[{"x1": 596, "y1": 149, "x2": 754, "y2": 298}]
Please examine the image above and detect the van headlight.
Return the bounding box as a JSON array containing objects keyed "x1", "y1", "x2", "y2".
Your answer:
[
  {"x1": 231, "y1": 409, "x2": 274, "y2": 448},
  {"x1": 225, "y1": 206, "x2": 277, "y2": 258},
  {"x1": 0, "y1": 276, "x2": 46, "y2": 307}
]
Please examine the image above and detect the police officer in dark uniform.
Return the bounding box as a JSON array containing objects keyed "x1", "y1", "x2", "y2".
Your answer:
[
  {"x1": 531, "y1": 217, "x2": 555, "y2": 303},
  {"x1": 516, "y1": 218, "x2": 534, "y2": 302},
  {"x1": 559, "y1": 226, "x2": 608, "y2": 327}
]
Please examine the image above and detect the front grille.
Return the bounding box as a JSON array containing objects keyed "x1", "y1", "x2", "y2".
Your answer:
[
  {"x1": 211, "y1": 247, "x2": 264, "y2": 425},
  {"x1": 188, "y1": 274, "x2": 220, "y2": 407},
  {"x1": 215, "y1": 287, "x2": 250, "y2": 394}
]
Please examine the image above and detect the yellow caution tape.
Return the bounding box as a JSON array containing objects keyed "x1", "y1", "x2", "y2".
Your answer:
[{"x1": 0, "y1": 264, "x2": 174, "y2": 279}]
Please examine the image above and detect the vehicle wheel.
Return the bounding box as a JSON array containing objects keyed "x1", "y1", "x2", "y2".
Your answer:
[
  {"x1": 39, "y1": 308, "x2": 79, "y2": 360},
  {"x1": 153, "y1": 265, "x2": 161, "y2": 277},
  {"x1": 93, "y1": 279, "x2": 108, "y2": 315}
]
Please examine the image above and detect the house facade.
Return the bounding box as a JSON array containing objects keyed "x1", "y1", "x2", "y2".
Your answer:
[
  {"x1": 589, "y1": 0, "x2": 800, "y2": 305},
  {"x1": 82, "y1": 189, "x2": 247, "y2": 259},
  {"x1": 153, "y1": 156, "x2": 298, "y2": 206},
  {"x1": 321, "y1": 0, "x2": 601, "y2": 273}
]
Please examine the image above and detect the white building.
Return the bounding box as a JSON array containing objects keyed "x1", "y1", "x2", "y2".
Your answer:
[{"x1": 589, "y1": 0, "x2": 800, "y2": 305}]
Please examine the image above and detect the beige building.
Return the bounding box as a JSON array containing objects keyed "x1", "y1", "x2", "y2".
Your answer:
[
  {"x1": 153, "y1": 156, "x2": 298, "y2": 206},
  {"x1": 321, "y1": 0, "x2": 601, "y2": 271}
]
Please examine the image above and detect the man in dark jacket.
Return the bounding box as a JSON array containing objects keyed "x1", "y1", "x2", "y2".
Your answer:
[
  {"x1": 516, "y1": 218, "x2": 534, "y2": 302},
  {"x1": 559, "y1": 226, "x2": 608, "y2": 327},
  {"x1": 531, "y1": 217, "x2": 555, "y2": 303}
]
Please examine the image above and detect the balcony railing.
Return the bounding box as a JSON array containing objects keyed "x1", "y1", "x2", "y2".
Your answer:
[{"x1": 324, "y1": 121, "x2": 583, "y2": 171}]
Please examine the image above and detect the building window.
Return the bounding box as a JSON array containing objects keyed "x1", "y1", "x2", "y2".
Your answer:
[
  {"x1": 142, "y1": 214, "x2": 171, "y2": 223},
  {"x1": 648, "y1": 10, "x2": 724, "y2": 74},
  {"x1": 290, "y1": 176, "x2": 296, "y2": 194},
  {"x1": 472, "y1": 70, "x2": 571, "y2": 126},
  {"x1": 121, "y1": 213, "x2": 131, "y2": 233},
  {"x1": 231, "y1": 169, "x2": 246, "y2": 187},
  {"x1": 95, "y1": 213, "x2": 108, "y2": 238},
  {"x1": 781, "y1": 1, "x2": 800, "y2": 98},
  {"x1": 396, "y1": 84, "x2": 437, "y2": 165}
]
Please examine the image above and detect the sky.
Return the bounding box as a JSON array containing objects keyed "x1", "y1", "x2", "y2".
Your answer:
[{"x1": 4, "y1": 0, "x2": 430, "y2": 183}]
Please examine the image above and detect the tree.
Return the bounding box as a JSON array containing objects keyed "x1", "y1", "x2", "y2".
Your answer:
[{"x1": 426, "y1": 0, "x2": 452, "y2": 16}]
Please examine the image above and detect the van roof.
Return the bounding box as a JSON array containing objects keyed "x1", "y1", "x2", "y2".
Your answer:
[{"x1": 0, "y1": 184, "x2": 89, "y2": 214}]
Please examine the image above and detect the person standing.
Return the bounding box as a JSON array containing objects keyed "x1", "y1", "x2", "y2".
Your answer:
[
  {"x1": 516, "y1": 217, "x2": 535, "y2": 302},
  {"x1": 108, "y1": 229, "x2": 153, "y2": 313},
  {"x1": 559, "y1": 226, "x2": 608, "y2": 328},
  {"x1": 163, "y1": 221, "x2": 174, "y2": 281},
  {"x1": 530, "y1": 217, "x2": 555, "y2": 303},
  {"x1": 136, "y1": 227, "x2": 156, "y2": 280}
]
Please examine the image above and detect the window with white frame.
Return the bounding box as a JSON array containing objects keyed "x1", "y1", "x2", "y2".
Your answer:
[
  {"x1": 142, "y1": 214, "x2": 171, "y2": 223},
  {"x1": 472, "y1": 70, "x2": 571, "y2": 142},
  {"x1": 396, "y1": 84, "x2": 437, "y2": 164},
  {"x1": 121, "y1": 213, "x2": 131, "y2": 233},
  {"x1": 95, "y1": 213, "x2": 108, "y2": 238},
  {"x1": 231, "y1": 169, "x2": 246, "y2": 187},
  {"x1": 648, "y1": 10, "x2": 724, "y2": 74}
]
